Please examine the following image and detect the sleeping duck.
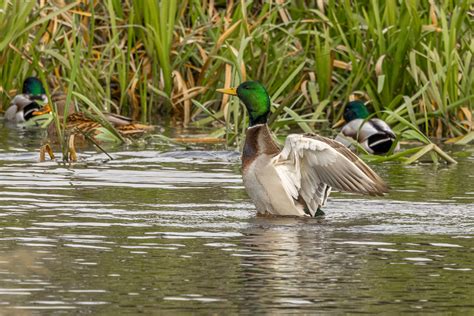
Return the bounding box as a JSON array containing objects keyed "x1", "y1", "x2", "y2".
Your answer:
[
  {"x1": 335, "y1": 100, "x2": 399, "y2": 155},
  {"x1": 4, "y1": 77, "x2": 48, "y2": 123}
]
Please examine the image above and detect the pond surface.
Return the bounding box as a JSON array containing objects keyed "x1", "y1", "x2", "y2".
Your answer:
[{"x1": 0, "y1": 125, "x2": 473, "y2": 314}]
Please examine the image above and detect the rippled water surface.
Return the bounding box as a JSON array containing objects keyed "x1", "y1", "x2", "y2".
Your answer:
[{"x1": 0, "y1": 126, "x2": 473, "y2": 314}]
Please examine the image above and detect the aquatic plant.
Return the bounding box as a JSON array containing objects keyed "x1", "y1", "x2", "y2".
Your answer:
[{"x1": 0, "y1": 0, "x2": 471, "y2": 163}]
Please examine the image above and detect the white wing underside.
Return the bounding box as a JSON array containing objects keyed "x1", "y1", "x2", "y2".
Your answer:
[{"x1": 272, "y1": 134, "x2": 387, "y2": 216}]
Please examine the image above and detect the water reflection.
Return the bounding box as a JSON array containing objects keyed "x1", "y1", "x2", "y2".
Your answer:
[
  {"x1": 0, "y1": 126, "x2": 473, "y2": 313},
  {"x1": 231, "y1": 218, "x2": 474, "y2": 313}
]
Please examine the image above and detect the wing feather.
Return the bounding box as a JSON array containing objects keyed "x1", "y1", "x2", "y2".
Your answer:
[{"x1": 273, "y1": 133, "x2": 388, "y2": 215}]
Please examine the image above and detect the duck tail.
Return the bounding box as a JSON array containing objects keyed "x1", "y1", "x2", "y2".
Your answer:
[
  {"x1": 367, "y1": 133, "x2": 395, "y2": 155},
  {"x1": 23, "y1": 102, "x2": 41, "y2": 121}
]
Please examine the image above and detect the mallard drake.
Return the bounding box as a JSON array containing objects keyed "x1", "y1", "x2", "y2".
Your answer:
[
  {"x1": 4, "y1": 77, "x2": 48, "y2": 123},
  {"x1": 335, "y1": 100, "x2": 399, "y2": 155},
  {"x1": 217, "y1": 81, "x2": 388, "y2": 217}
]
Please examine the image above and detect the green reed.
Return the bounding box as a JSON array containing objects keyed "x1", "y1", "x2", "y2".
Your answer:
[{"x1": 0, "y1": 0, "x2": 471, "y2": 164}]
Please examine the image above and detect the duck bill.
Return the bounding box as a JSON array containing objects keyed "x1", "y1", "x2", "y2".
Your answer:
[
  {"x1": 332, "y1": 118, "x2": 346, "y2": 128},
  {"x1": 216, "y1": 87, "x2": 237, "y2": 95},
  {"x1": 32, "y1": 104, "x2": 52, "y2": 116}
]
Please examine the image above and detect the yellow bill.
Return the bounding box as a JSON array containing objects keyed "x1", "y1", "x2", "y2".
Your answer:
[
  {"x1": 32, "y1": 104, "x2": 52, "y2": 116},
  {"x1": 332, "y1": 118, "x2": 346, "y2": 128},
  {"x1": 216, "y1": 87, "x2": 237, "y2": 95}
]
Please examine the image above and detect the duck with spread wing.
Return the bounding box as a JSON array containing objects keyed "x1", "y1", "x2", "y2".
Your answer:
[{"x1": 217, "y1": 81, "x2": 388, "y2": 217}]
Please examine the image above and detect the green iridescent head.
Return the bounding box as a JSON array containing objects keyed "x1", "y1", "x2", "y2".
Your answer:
[
  {"x1": 236, "y1": 81, "x2": 270, "y2": 126},
  {"x1": 343, "y1": 100, "x2": 370, "y2": 122},
  {"x1": 217, "y1": 81, "x2": 271, "y2": 126},
  {"x1": 22, "y1": 77, "x2": 46, "y2": 96}
]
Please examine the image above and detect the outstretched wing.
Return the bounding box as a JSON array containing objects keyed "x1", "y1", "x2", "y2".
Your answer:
[{"x1": 272, "y1": 134, "x2": 388, "y2": 216}]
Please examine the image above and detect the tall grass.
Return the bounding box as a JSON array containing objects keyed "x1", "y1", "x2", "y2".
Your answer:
[{"x1": 0, "y1": 0, "x2": 472, "y2": 163}]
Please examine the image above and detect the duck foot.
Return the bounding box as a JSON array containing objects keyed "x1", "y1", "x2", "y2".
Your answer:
[
  {"x1": 39, "y1": 144, "x2": 55, "y2": 162},
  {"x1": 68, "y1": 134, "x2": 77, "y2": 162},
  {"x1": 314, "y1": 208, "x2": 325, "y2": 217}
]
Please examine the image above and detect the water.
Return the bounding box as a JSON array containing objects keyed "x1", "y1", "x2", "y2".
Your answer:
[{"x1": 0, "y1": 126, "x2": 473, "y2": 314}]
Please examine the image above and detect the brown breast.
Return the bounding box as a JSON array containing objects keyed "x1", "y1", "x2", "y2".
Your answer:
[{"x1": 242, "y1": 124, "x2": 280, "y2": 171}]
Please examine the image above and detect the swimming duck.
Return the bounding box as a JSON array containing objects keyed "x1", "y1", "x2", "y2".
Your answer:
[
  {"x1": 217, "y1": 81, "x2": 388, "y2": 217},
  {"x1": 335, "y1": 100, "x2": 399, "y2": 155},
  {"x1": 4, "y1": 77, "x2": 48, "y2": 123}
]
